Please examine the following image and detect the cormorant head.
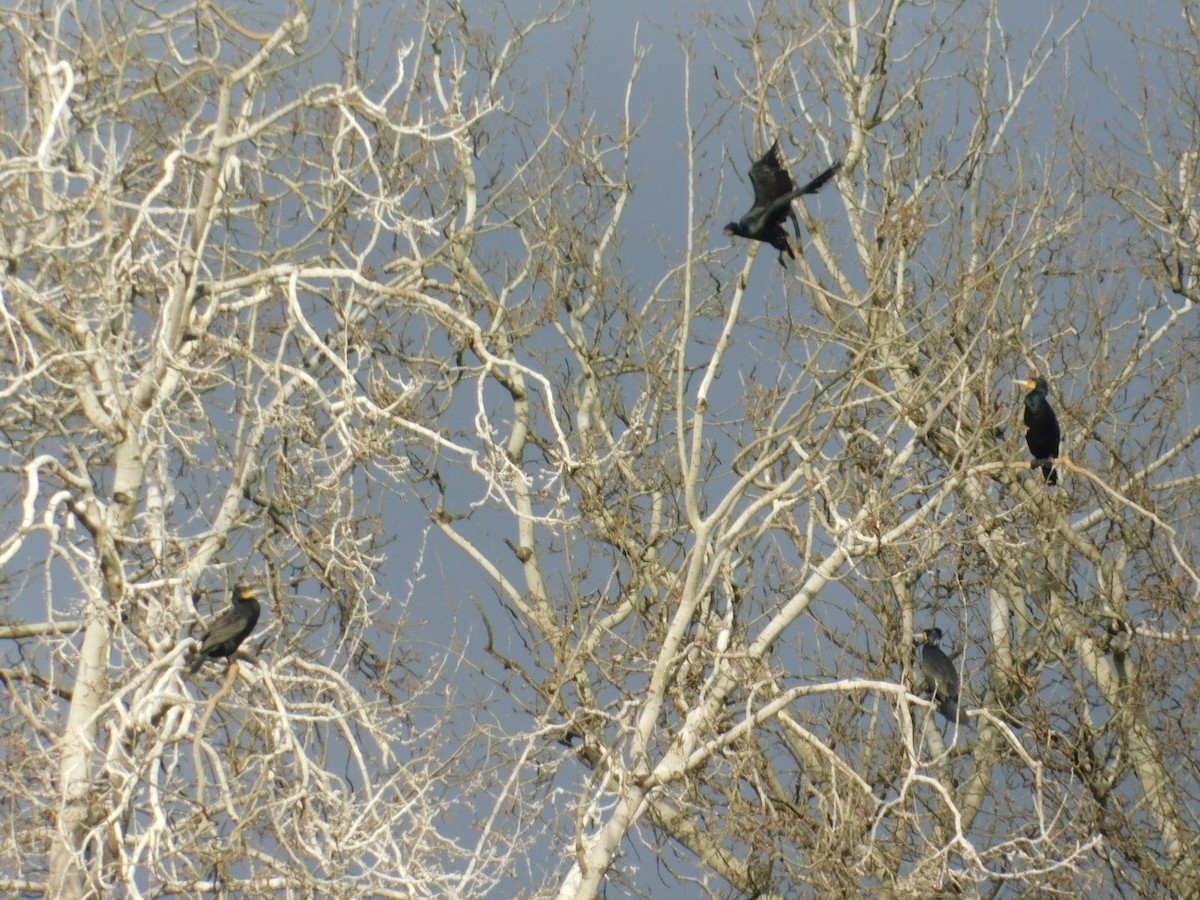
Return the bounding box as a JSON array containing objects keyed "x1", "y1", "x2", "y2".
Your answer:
[
  {"x1": 914, "y1": 627, "x2": 943, "y2": 645},
  {"x1": 1016, "y1": 376, "x2": 1049, "y2": 395},
  {"x1": 723, "y1": 222, "x2": 742, "y2": 238},
  {"x1": 233, "y1": 583, "x2": 258, "y2": 604}
]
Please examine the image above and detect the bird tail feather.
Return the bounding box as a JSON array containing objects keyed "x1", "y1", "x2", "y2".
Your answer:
[
  {"x1": 795, "y1": 160, "x2": 842, "y2": 195},
  {"x1": 940, "y1": 696, "x2": 959, "y2": 723}
]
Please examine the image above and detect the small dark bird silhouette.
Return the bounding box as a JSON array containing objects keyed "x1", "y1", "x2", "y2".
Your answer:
[
  {"x1": 1019, "y1": 376, "x2": 1061, "y2": 485},
  {"x1": 724, "y1": 139, "x2": 841, "y2": 266},
  {"x1": 189, "y1": 584, "x2": 261, "y2": 673},
  {"x1": 914, "y1": 627, "x2": 962, "y2": 725}
]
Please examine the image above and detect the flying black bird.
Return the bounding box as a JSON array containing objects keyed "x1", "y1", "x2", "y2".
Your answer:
[
  {"x1": 724, "y1": 140, "x2": 841, "y2": 266},
  {"x1": 1019, "y1": 376, "x2": 1061, "y2": 485},
  {"x1": 189, "y1": 584, "x2": 261, "y2": 673},
  {"x1": 914, "y1": 627, "x2": 962, "y2": 725}
]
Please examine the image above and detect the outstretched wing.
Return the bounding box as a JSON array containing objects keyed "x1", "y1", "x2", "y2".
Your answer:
[
  {"x1": 793, "y1": 159, "x2": 842, "y2": 196},
  {"x1": 748, "y1": 140, "x2": 795, "y2": 209},
  {"x1": 758, "y1": 159, "x2": 843, "y2": 231}
]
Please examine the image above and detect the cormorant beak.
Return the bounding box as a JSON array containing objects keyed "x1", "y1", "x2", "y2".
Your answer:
[{"x1": 1015, "y1": 378, "x2": 1037, "y2": 390}]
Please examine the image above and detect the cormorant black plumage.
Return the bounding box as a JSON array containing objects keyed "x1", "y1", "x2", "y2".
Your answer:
[
  {"x1": 189, "y1": 584, "x2": 261, "y2": 673},
  {"x1": 724, "y1": 140, "x2": 841, "y2": 266},
  {"x1": 1019, "y1": 376, "x2": 1060, "y2": 485},
  {"x1": 914, "y1": 627, "x2": 961, "y2": 724}
]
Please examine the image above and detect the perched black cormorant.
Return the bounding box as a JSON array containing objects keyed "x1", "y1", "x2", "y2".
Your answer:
[
  {"x1": 1019, "y1": 376, "x2": 1061, "y2": 485},
  {"x1": 724, "y1": 140, "x2": 841, "y2": 266},
  {"x1": 189, "y1": 584, "x2": 261, "y2": 673},
  {"x1": 914, "y1": 627, "x2": 961, "y2": 724}
]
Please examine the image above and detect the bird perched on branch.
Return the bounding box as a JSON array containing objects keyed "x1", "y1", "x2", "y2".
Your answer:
[
  {"x1": 914, "y1": 627, "x2": 962, "y2": 725},
  {"x1": 1018, "y1": 376, "x2": 1061, "y2": 485},
  {"x1": 724, "y1": 139, "x2": 841, "y2": 266},
  {"x1": 189, "y1": 584, "x2": 261, "y2": 673}
]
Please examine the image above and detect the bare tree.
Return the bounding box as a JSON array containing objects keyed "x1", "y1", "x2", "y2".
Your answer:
[
  {"x1": 0, "y1": 1, "x2": 573, "y2": 896},
  {"x1": 2, "y1": 1, "x2": 1198, "y2": 898}
]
